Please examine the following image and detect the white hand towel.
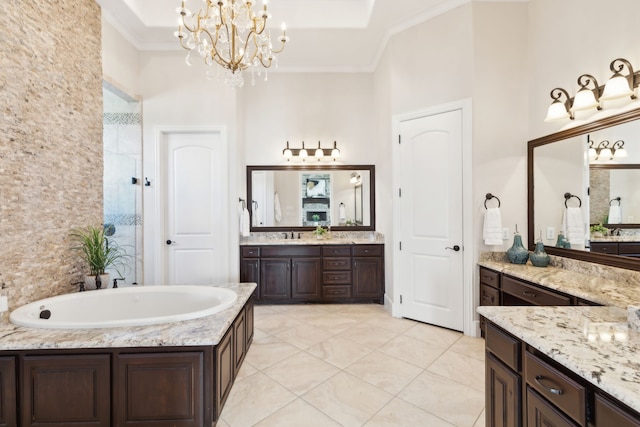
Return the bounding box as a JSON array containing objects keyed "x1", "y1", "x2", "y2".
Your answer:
[
  {"x1": 608, "y1": 205, "x2": 622, "y2": 224},
  {"x1": 562, "y1": 207, "x2": 584, "y2": 245},
  {"x1": 483, "y1": 207, "x2": 503, "y2": 245},
  {"x1": 274, "y1": 193, "x2": 282, "y2": 223},
  {"x1": 241, "y1": 207, "x2": 250, "y2": 237}
]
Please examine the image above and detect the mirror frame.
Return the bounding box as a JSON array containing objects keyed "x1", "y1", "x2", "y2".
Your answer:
[
  {"x1": 247, "y1": 164, "x2": 376, "y2": 232},
  {"x1": 528, "y1": 108, "x2": 640, "y2": 272}
]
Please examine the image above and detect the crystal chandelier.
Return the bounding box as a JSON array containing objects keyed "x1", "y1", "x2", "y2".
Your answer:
[{"x1": 175, "y1": 0, "x2": 289, "y2": 87}]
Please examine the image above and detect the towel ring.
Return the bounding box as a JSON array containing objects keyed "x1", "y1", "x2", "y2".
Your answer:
[
  {"x1": 484, "y1": 193, "x2": 501, "y2": 209},
  {"x1": 239, "y1": 197, "x2": 246, "y2": 209},
  {"x1": 564, "y1": 193, "x2": 582, "y2": 208},
  {"x1": 609, "y1": 197, "x2": 621, "y2": 206}
]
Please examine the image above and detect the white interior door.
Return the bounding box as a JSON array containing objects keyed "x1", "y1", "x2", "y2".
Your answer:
[
  {"x1": 163, "y1": 131, "x2": 228, "y2": 285},
  {"x1": 398, "y1": 109, "x2": 464, "y2": 331}
]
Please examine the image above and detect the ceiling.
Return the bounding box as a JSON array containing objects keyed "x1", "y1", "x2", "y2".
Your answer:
[{"x1": 96, "y1": 0, "x2": 494, "y2": 72}]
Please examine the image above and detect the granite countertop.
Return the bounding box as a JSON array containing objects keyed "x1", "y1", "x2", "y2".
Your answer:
[
  {"x1": 240, "y1": 231, "x2": 384, "y2": 246},
  {"x1": 478, "y1": 260, "x2": 640, "y2": 308},
  {"x1": 0, "y1": 283, "x2": 256, "y2": 351},
  {"x1": 591, "y1": 236, "x2": 640, "y2": 242},
  {"x1": 478, "y1": 305, "x2": 640, "y2": 413}
]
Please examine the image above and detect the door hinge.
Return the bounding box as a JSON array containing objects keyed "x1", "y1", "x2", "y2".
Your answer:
[
  {"x1": 399, "y1": 241, "x2": 402, "y2": 251},
  {"x1": 398, "y1": 188, "x2": 402, "y2": 197},
  {"x1": 400, "y1": 295, "x2": 403, "y2": 304},
  {"x1": 398, "y1": 135, "x2": 401, "y2": 144}
]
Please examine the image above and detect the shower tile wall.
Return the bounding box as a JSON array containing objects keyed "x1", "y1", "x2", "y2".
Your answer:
[{"x1": 103, "y1": 89, "x2": 142, "y2": 285}]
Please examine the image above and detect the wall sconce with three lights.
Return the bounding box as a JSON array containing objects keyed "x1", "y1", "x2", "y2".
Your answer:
[
  {"x1": 587, "y1": 135, "x2": 628, "y2": 161},
  {"x1": 545, "y1": 58, "x2": 639, "y2": 122},
  {"x1": 282, "y1": 141, "x2": 341, "y2": 161}
]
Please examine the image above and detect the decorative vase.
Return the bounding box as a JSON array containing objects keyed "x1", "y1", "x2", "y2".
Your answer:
[
  {"x1": 555, "y1": 234, "x2": 567, "y2": 248},
  {"x1": 84, "y1": 273, "x2": 110, "y2": 290},
  {"x1": 506, "y1": 234, "x2": 529, "y2": 264},
  {"x1": 529, "y1": 241, "x2": 550, "y2": 267}
]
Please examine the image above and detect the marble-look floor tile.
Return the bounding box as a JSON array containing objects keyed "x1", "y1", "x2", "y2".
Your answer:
[
  {"x1": 379, "y1": 334, "x2": 448, "y2": 368},
  {"x1": 363, "y1": 315, "x2": 417, "y2": 334},
  {"x1": 307, "y1": 336, "x2": 372, "y2": 369},
  {"x1": 338, "y1": 323, "x2": 399, "y2": 348},
  {"x1": 304, "y1": 313, "x2": 360, "y2": 334},
  {"x1": 399, "y1": 371, "x2": 485, "y2": 427},
  {"x1": 253, "y1": 313, "x2": 302, "y2": 335},
  {"x1": 264, "y1": 351, "x2": 339, "y2": 395},
  {"x1": 275, "y1": 322, "x2": 333, "y2": 349},
  {"x1": 474, "y1": 409, "x2": 486, "y2": 427},
  {"x1": 303, "y1": 372, "x2": 393, "y2": 426},
  {"x1": 244, "y1": 336, "x2": 300, "y2": 370},
  {"x1": 345, "y1": 350, "x2": 423, "y2": 394},
  {"x1": 427, "y1": 350, "x2": 485, "y2": 392},
  {"x1": 234, "y1": 360, "x2": 258, "y2": 381},
  {"x1": 364, "y1": 397, "x2": 455, "y2": 427},
  {"x1": 275, "y1": 304, "x2": 335, "y2": 321},
  {"x1": 402, "y1": 321, "x2": 462, "y2": 347},
  {"x1": 252, "y1": 327, "x2": 270, "y2": 340},
  {"x1": 254, "y1": 398, "x2": 342, "y2": 427},
  {"x1": 221, "y1": 371, "x2": 296, "y2": 426},
  {"x1": 449, "y1": 336, "x2": 485, "y2": 361}
]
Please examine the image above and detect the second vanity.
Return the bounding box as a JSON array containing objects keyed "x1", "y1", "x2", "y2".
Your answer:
[
  {"x1": 478, "y1": 256, "x2": 640, "y2": 426},
  {"x1": 240, "y1": 232, "x2": 385, "y2": 304}
]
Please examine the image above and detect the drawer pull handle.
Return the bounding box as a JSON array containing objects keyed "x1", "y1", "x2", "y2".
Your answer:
[
  {"x1": 534, "y1": 375, "x2": 564, "y2": 395},
  {"x1": 523, "y1": 291, "x2": 537, "y2": 298}
]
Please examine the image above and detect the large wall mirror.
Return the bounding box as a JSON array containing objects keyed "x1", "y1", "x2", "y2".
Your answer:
[
  {"x1": 247, "y1": 165, "x2": 375, "y2": 232},
  {"x1": 528, "y1": 108, "x2": 640, "y2": 271}
]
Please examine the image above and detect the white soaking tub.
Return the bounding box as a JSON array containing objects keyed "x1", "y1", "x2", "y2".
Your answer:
[{"x1": 9, "y1": 285, "x2": 237, "y2": 329}]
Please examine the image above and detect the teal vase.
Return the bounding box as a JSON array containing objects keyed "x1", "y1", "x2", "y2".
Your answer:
[
  {"x1": 529, "y1": 241, "x2": 550, "y2": 267},
  {"x1": 507, "y1": 234, "x2": 529, "y2": 264}
]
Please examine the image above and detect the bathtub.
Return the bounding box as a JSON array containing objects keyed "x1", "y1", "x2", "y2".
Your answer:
[{"x1": 9, "y1": 285, "x2": 238, "y2": 329}]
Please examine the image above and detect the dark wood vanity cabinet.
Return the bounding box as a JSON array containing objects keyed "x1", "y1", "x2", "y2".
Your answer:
[
  {"x1": 2, "y1": 298, "x2": 254, "y2": 427},
  {"x1": 591, "y1": 242, "x2": 640, "y2": 258},
  {"x1": 241, "y1": 244, "x2": 384, "y2": 303}
]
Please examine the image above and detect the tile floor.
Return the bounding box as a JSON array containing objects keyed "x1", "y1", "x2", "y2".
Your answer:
[{"x1": 219, "y1": 304, "x2": 486, "y2": 427}]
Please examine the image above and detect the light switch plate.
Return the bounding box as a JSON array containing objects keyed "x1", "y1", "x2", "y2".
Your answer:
[
  {"x1": 502, "y1": 227, "x2": 509, "y2": 240},
  {"x1": 547, "y1": 226, "x2": 555, "y2": 240}
]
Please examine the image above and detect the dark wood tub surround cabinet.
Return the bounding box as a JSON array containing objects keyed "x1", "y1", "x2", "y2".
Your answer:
[
  {"x1": 1, "y1": 297, "x2": 254, "y2": 427},
  {"x1": 485, "y1": 321, "x2": 640, "y2": 427},
  {"x1": 240, "y1": 244, "x2": 384, "y2": 303}
]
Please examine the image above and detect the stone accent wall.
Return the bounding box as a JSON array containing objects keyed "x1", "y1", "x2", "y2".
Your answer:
[
  {"x1": 0, "y1": 0, "x2": 103, "y2": 308},
  {"x1": 590, "y1": 169, "x2": 610, "y2": 224}
]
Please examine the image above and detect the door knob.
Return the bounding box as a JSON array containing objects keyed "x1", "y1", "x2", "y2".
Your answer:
[
  {"x1": 445, "y1": 245, "x2": 461, "y2": 252},
  {"x1": 166, "y1": 240, "x2": 174, "y2": 245}
]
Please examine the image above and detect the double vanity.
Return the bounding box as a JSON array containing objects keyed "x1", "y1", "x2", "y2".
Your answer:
[{"x1": 478, "y1": 255, "x2": 640, "y2": 427}]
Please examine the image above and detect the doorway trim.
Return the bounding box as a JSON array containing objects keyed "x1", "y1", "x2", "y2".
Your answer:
[
  {"x1": 151, "y1": 126, "x2": 229, "y2": 286},
  {"x1": 391, "y1": 99, "x2": 475, "y2": 336}
]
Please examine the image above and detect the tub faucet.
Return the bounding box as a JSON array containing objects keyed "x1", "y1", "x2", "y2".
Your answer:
[
  {"x1": 74, "y1": 281, "x2": 86, "y2": 292},
  {"x1": 113, "y1": 278, "x2": 125, "y2": 288},
  {"x1": 291, "y1": 231, "x2": 295, "y2": 239}
]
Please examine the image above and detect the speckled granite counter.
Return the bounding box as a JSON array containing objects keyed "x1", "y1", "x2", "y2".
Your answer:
[
  {"x1": 478, "y1": 258, "x2": 640, "y2": 308},
  {"x1": 0, "y1": 283, "x2": 256, "y2": 351},
  {"x1": 591, "y1": 236, "x2": 640, "y2": 242},
  {"x1": 478, "y1": 305, "x2": 640, "y2": 413},
  {"x1": 240, "y1": 231, "x2": 384, "y2": 246}
]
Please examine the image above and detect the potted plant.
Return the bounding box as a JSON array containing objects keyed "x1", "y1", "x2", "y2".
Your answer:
[
  {"x1": 312, "y1": 225, "x2": 327, "y2": 240},
  {"x1": 589, "y1": 223, "x2": 608, "y2": 238},
  {"x1": 71, "y1": 225, "x2": 129, "y2": 290},
  {"x1": 311, "y1": 214, "x2": 321, "y2": 226}
]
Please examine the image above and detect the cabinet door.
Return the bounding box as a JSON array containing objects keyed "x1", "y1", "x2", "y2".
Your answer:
[
  {"x1": 353, "y1": 257, "x2": 383, "y2": 298},
  {"x1": 22, "y1": 354, "x2": 110, "y2": 427},
  {"x1": 261, "y1": 258, "x2": 291, "y2": 300},
  {"x1": 115, "y1": 352, "x2": 204, "y2": 427},
  {"x1": 291, "y1": 258, "x2": 321, "y2": 300},
  {"x1": 527, "y1": 388, "x2": 579, "y2": 427},
  {"x1": 595, "y1": 393, "x2": 640, "y2": 427},
  {"x1": 240, "y1": 259, "x2": 260, "y2": 300},
  {"x1": 234, "y1": 308, "x2": 247, "y2": 376},
  {"x1": 245, "y1": 297, "x2": 254, "y2": 347},
  {"x1": 486, "y1": 353, "x2": 521, "y2": 427},
  {"x1": 0, "y1": 357, "x2": 16, "y2": 427},
  {"x1": 215, "y1": 327, "x2": 234, "y2": 421}
]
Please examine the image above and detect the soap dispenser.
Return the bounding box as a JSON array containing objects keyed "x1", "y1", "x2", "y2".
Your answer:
[
  {"x1": 530, "y1": 232, "x2": 550, "y2": 267},
  {"x1": 506, "y1": 225, "x2": 529, "y2": 264}
]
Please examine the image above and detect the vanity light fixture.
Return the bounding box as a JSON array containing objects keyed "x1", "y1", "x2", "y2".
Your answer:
[
  {"x1": 601, "y1": 58, "x2": 637, "y2": 101},
  {"x1": 589, "y1": 138, "x2": 627, "y2": 161},
  {"x1": 545, "y1": 88, "x2": 574, "y2": 122},
  {"x1": 349, "y1": 172, "x2": 361, "y2": 184},
  {"x1": 571, "y1": 74, "x2": 602, "y2": 112},
  {"x1": 612, "y1": 140, "x2": 628, "y2": 158},
  {"x1": 282, "y1": 141, "x2": 341, "y2": 162}
]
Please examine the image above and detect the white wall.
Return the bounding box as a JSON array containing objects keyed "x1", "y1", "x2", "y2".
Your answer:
[{"x1": 101, "y1": 16, "x2": 140, "y2": 96}]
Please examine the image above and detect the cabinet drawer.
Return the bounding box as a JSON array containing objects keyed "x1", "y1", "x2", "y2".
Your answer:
[
  {"x1": 323, "y1": 257, "x2": 351, "y2": 271},
  {"x1": 618, "y1": 242, "x2": 640, "y2": 255},
  {"x1": 480, "y1": 284, "x2": 500, "y2": 306},
  {"x1": 486, "y1": 323, "x2": 520, "y2": 372},
  {"x1": 502, "y1": 276, "x2": 572, "y2": 306},
  {"x1": 322, "y1": 246, "x2": 351, "y2": 257},
  {"x1": 241, "y1": 247, "x2": 260, "y2": 258},
  {"x1": 322, "y1": 285, "x2": 352, "y2": 298},
  {"x1": 261, "y1": 246, "x2": 321, "y2": 257},
  {"x1": 525, "y1": 351, "x2": 586, "y2": 426},
  {"x1": 595, "y1": 393, "x2": 640, "y2": 427},
  {"x1": 590, "y1": 242, "x2": 618, "y2": 254},
  {"x1": 323, "y1": 271, "x2": 352, "y2": 285},
  {"x1": 352, "y1": 245, "x2": 382, "y2": 257},
  {"x1": 479, "y1": 267, "x2": 500, "y2": 289}
]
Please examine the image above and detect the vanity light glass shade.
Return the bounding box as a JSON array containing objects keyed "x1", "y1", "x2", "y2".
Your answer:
[
  {"x1": 315, "y1": 142, "x2": 324, "y2": 159},
  {"x1": 601, "y1": 75, "x2": 634, "y2": 100},
  {"x1": 599, "y1": 147, "x2": 613, "y2": 159},
  {"x1": 283, "y1": 141, "x2": 292, "y2": 159},
  {"x1": 571, "y1": 88, "x2": 599, "y2": 112},
  {"x1": 588, "y1": 147, "x2": 597, "y2": 159},
  {"x1": 331, "y1": 141, "x2": 340, "y2": 159},
  {"x1": 299, "y1": 148, "x2": 308, "y2": 159},
  {"x1": 614, "y1": 147, "x2": 628, "y2": 158},
  {"x1": 545, "y1": 101, "x2": 571, "y2": 122}
]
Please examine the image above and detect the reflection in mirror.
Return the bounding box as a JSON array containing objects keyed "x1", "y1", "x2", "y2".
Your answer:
[
  {"x1": 247, "y1": 165, "x2": 374, "y2": 231},
  {"x1": 528, "y1": 108, "x2": 640, "y2": 271}
]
